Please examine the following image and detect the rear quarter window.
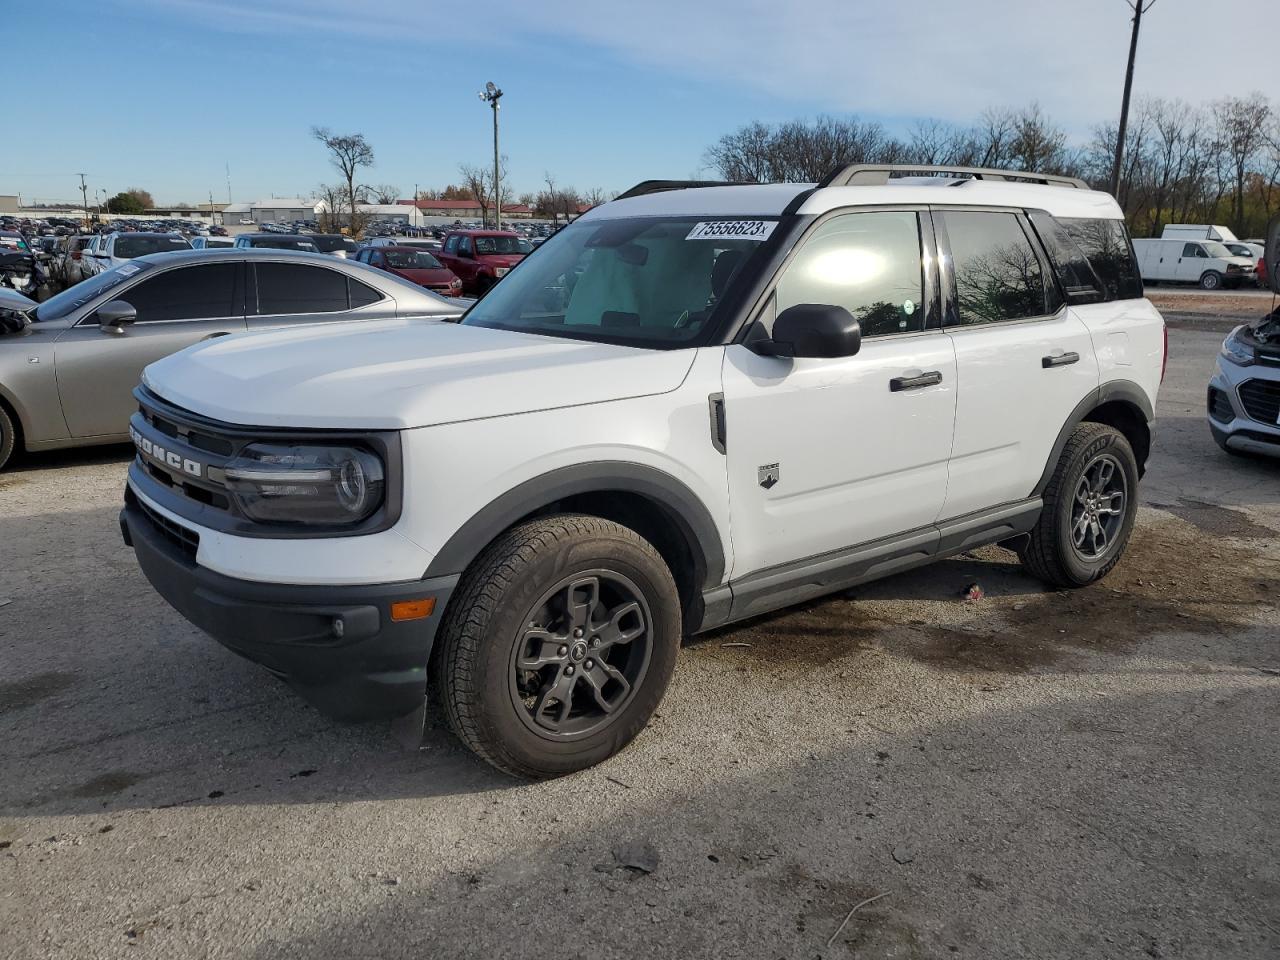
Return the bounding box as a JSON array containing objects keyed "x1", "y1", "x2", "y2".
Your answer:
[{"x1": 1058, "y1": 218, "x2": 1143, "y2": 301}]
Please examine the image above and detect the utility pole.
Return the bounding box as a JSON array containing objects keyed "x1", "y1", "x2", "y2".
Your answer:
[
  {"x1": 225, "y1": 162, "x2": 232, "y2": 205},
  {"x1": 77, "y1": 173, "x2": 89, "y2": 224},
  {"x1": 480, "y1": 81, "x2": 504, "y2": 230},
  {"x1": 1109, "y1": 0, "x2": 1156, "y2": 198}
]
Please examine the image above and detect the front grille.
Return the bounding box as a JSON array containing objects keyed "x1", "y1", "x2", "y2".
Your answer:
[
  {"x1": 1257, "y1": 348, "x2": 1280, "y2": 368},
  {"x1": 143, "y1": 408, "x2": 234, "y2": 456},
  {"x1": 1238, "y1": 378, "x2": 1280, "y2": 424},
  {"x1": 132, "y1": 490, "x2": 200, "y2": 558},
  {"x1": 1207, "y1": 387, "x2": 1234, "y2": 423}
]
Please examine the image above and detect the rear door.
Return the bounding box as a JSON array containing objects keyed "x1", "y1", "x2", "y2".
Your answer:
[
  {"x1": 53, "y1": 261, "x2": 246, "y2": 437},
  {"x1": 935, "y1": 208, "x2": 1099, "y2": 519},
  {"x1": 246, "y1": 260, "x2": 390, "y2": 330}
]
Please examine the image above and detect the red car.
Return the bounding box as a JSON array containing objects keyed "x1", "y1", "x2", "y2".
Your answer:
[
  {"x1": 356, "y1": 245, "x2": 462, "y2": 297},
  {"x1": 435, "y1": 229, "x2": 532, "y2": 295}
]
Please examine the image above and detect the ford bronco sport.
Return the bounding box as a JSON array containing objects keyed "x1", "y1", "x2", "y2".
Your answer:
[{"x1": 121, "y1": 165, "x2": 1163, "y2": 779}]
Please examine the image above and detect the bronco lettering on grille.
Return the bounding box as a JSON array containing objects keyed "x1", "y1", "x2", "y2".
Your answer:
[{"x1": 130, "y1": 425, "x2": 204, "y2": 479}]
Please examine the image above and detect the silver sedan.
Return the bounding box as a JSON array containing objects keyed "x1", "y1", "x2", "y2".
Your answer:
[{"x1": 0, "y1": 249, "x2": 467, "y2": 469}]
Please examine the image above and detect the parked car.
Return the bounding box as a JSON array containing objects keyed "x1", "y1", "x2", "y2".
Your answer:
[
  {"x1": 354, "y1": 245, "x2": 462, "y2": 296},
  {"x1": 308, "y1": 234, "x2": 359, "y2": 258},
  {"x1": 1132, "y1": 237, "x2": 1256, "y2": 289},
  {"x1": 234, "y1": 233, "x2": 320, "y2": 253},
  {"x1": 434, "y1": 229, "x2": 532, "y2": 295},
  {"x1": 0, "y1": 250, "x2": 465, "y2": 470},
  {"x1": 85, "y1": 232, "x2": 193, "y2": 277},
  {"x1": 119, "y1": 164, "x2": 1163, "y2": 778},
  {"x1": 189, "y1": 236, "x2": 236, "y2": 250},
  {"x1": 364, "y1": 236, "x2": 441, "y2": 252},
  {"x1": 62, "y1": 235, "x2": 97, "y2": 286}
]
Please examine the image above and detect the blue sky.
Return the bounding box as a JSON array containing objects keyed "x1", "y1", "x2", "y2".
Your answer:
[{"x1": 12, "y1": 0, "x2": 1269, "y2": 205}]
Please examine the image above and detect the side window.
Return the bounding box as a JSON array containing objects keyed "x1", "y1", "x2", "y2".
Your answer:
[
  {"x1": 458, "y1": 236, "x2": 474, "y2": 256},
  {"x1": 775, "y1": 211, "x2": 926, "y2": 338},
  {"x1": 1027, "y1": 211, "x2": 1104, "y2": 304},
  {"x1": 348, "y1": 277, "x2": 382, "y2": 308},
  {"x1": 1195, "y1": 244, "x2": 1209, "y2": 259},
  {"x1": 254, "y1": 263, "x2": 350, "y2": 314},
  {"x1": 107, "y1": 263, "x2": 238, "y2": 322},
  {"x1": 1058, "y1": 218, "x2": 1143, "y2": 300},
  {"x1": 1183, "y1": 243, "x2": 1199, "y2": 258},
  {"x1": 944, "y1": 211, "x2": 1047, "y2": 325},
  {"x1": 443, "y1": 235, "x2": 458, "y2": 254}
]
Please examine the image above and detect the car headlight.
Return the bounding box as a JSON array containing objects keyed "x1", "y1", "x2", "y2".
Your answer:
[
  {"x1": 1220, "y1": 326, "x2": 1255, "y2": 367},
  {"x1": 223, "y1": 443, "x2": 385, "y2": 525}
]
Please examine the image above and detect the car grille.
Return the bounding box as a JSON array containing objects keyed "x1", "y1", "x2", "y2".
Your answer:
[
  {"x1": 129, "y1": 488, "x2": 200, "y2": 558},
  {"x1": 1207, "y1": 386, "x2": 1234, "y2": 423},
  {"x1": 133, "y1": 389, "x2": 240, "y2": 515},
  {"x1": 1238, "y1": 378, "x2": 1280, "y2": 424}
]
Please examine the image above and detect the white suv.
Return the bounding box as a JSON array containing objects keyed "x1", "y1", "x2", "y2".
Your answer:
[{"x1": 121, "y1": 165, "x2": 1165, "y2": 778}]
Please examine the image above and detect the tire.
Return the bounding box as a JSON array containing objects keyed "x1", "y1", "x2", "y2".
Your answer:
[
  {"x1": 0, "y1": 403, "x2": 15, "y2": 471},
  {"x1": 1019, "y1": 423, "x2": 1139, "y2": 588},
  {"x1": 432, "y1": 514, "x2": 681, "y2": 779},
  {"x1": 1199, "y1": 271, "x2": 1222, "y2": 290}
]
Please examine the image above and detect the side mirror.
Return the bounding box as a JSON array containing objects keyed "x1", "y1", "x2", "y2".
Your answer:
[
  {"x1": 98, "y1": 300, "x2": 137, "y2": 334},
  {"x1": 1267, "y1": 214, "x2": 1280, "y2": 294},
  {"x1": 752, "y1": 303, "x2": 862, "y2": 359},
  {"x1": 0, "y1": 310, "x2": 30, "y2": 335}
]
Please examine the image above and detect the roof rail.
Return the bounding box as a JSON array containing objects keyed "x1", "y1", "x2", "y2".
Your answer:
[
  {"x1": 614, "y1": 179, "x2": 748, "y2": 201},
  {"x1": 819, "y1": 164, "x2": 1089, "y2": 190}
]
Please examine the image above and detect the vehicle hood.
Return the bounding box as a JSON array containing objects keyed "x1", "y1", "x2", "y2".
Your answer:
[
  {"x1": 478, "y1": 253, "x2": 525, "y2": 267},
  {"x1": 391, "y1": 267, "x2": 456, "y2": 285},
  {"x1": 142, "y1": 318, "x2": 697, "y2": 430}
]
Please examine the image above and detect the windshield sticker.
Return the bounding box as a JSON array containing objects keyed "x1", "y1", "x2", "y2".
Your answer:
[
  {"x1": 685, "y1": 221, "x2": 777, "y2": 242},
  {"x1": 118, "y1": 264, "x2": 141, "y2": 276}
]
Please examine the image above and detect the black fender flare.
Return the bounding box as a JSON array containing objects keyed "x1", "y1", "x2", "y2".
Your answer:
[
  {"x1": 1033, "y1": 380, "x2": 1154, "y2": 496},
  {"x1": 423, "y1": 461, "x2": 726, "y2": 589}
]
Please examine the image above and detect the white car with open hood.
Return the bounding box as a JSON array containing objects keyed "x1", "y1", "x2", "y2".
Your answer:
[{"x1": 122, "y1": 165, "x2": 1165, "y2": 778}]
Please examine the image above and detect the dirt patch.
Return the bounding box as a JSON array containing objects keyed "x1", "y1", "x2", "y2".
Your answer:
[
  {"x1": 0, "y1": 671, "x2": 79, "y2": 713},
  {"x1": 689, "y1": 512, "x2": 1277, "y2": 677},
  {"x1": 1149, "y1": 499, "x2": 1277, "y2": 539},
  {"x1": 68, "y1": 771, "x2": 144, "y2": 799},
  {"x1": 1147, "y1": 291, "x2": 1273, "y2": 315}
]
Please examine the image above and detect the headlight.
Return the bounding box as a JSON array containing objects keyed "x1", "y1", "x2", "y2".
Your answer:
[
  {"x1": 223, "y1": 443, "x2": 385, "y2": 525},
  {"x1": 1220, "y1": 327, "x2": 1255, "y2": 367}
]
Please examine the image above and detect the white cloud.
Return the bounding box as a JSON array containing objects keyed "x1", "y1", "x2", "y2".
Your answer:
[{"x1": 151, "y1": 0, "x2": 1272, "y2": 132}]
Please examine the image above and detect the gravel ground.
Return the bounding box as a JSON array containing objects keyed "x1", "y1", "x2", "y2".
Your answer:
[{"x1": 2, "y1": 327, "x2": 1278, "y2": 960}]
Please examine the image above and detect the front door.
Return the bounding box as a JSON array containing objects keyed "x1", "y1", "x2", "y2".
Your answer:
[
  {"x1": 1175, "y1": 242, "x2": 1206, "y2": 283},
  {"x1": 54, "y1": 261, "x2": 246, "y2": 437},
  {"x1": 721, "y1": 209, "x2": 957, "y2": 579}
]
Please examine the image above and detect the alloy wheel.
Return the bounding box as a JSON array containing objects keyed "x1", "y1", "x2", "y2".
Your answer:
[
  {"x1": 508, "y1": 570, "x2": 652, "y2": 740},
  {"x1": 1070, "y1": 453, "x2": 1128, "y2": 560}
]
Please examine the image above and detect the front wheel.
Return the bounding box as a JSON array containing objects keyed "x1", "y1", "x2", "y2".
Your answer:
[
  {"x1": 1199, "y1": 271, "x2": 1223, "y2": 290},
  {"x1": 1020, "y1": 423, "x2": 1139, "y2": 588},
  {"x1": 0, "y1": 404, "x2": 14, "y2": 470},
  {"x1": 432, "y1": 515, "x2": 681, "y2": 779}
]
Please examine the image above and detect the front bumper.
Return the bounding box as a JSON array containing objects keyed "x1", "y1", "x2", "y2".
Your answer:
[
  {"x1": 121, "y1": 491, "x2": 458, "y2": 721},
  {"x1": 1207, "y1": 356, "x2": 1280, "y2": 459}
]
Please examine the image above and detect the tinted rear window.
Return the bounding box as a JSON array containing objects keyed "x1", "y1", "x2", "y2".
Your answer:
[
  {"x1": 114, "y1": 235, "x2": 191, "y2": 259},
  {"x1": 310, "y1": 236, "x2": 358, "y2": 253},
  {"x1": 1059, "y1": 218, "x2": 1143, "y2": 301},
  {"x1": 254, "y1": 262, "x2": 349, "y2": 314}
]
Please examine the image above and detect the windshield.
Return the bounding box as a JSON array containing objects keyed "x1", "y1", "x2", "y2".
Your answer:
[
  {"x1": 474, "y1": 235, "x2": 533, "y2": 255},
  {"x1": 1202, "y1": 241, "x2": 1232, "y2": 259},
  {"x1": 463, "y1": 216, "x2": 776, "y2": 349},
  {"x1": 0, "y1": 235, "x2": 29, "y2": 251},
  {"x1": 114, "y1": 235, "x2": 191, "y2": 258},
  {"x1": 385, "y1": 250, "x2": 442, "y2": 269},
  {"x1": 32, "y1": 261, "x2": 154, "y2": 322}
]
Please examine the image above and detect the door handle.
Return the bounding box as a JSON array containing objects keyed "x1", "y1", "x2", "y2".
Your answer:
[
  {"x1": 889, "y1": 370, "x2": 943, "y2": 392},
  {"x1": 1042, "y1": 351, "x2": 1080, "y2": 368}
]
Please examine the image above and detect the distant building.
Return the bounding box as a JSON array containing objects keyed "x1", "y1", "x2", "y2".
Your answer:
[
  {"x1": 223, "y1": 198, "x2": 319, "y2": 224},
  {"x1": 398, "y1": 199, "x2": 533, "y2": 219}
]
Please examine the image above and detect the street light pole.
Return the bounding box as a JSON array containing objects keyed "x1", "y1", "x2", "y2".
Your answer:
[
  {"x1": 77, "y1": 173, "x2": 89, "y2": 225},
  {"x1": 1109, "y1": 0, "x2": 1156, "y2": 198},
  {"x1": 480, "y1": 81, "x2": 504, "y2": 230}
]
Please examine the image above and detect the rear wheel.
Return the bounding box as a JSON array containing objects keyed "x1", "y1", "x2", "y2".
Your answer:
[
  {"x1": 432, "y1": 514, "x2": 681, "y2": 779},
  {"x1": 1020, "y1": 423, "x2": 1139, "y2": 588},
  {"x1": 1199, "y1": 271, "x2": 1223, "y2": 290}
]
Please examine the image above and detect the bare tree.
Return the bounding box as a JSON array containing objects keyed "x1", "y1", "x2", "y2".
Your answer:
[
  {"x1": 311, "y1": 127, "x2": 374, "y2": 235},
  {"x1": 459, "y1": 163, "x2": 490, "y2": 225},
  {"x1": 1213, "y1": 95, "x2": 1273, "y2": 234},
  {"x1": 368, "y1": 183, "x2": 400, "y2": 205}
]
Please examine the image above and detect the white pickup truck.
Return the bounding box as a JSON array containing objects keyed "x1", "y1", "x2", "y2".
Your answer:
[{"x1": 121, "y1": 165, "x2": 1165, "y2": 778}]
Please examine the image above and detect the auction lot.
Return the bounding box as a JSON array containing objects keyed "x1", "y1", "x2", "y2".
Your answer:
[{"x1": 1, "y1": 323, "x2": 1277, "y2": 959}]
